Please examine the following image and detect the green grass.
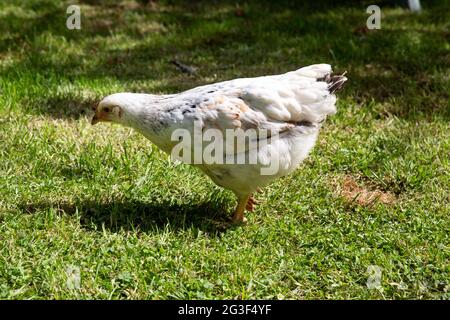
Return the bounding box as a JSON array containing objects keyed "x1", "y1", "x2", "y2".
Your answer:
[{"x1": 0, "y1": 0, "x2": 449, "y2": 299}]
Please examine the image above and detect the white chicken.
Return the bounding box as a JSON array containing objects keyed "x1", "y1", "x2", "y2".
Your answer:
[{"x1": 91, "y1": 64, "x2": 347, "y2": 224}]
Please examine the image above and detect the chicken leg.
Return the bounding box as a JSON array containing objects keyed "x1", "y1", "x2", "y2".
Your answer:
[{"x1": 232, "y1": 194, "x2": 250, "y2": 224}]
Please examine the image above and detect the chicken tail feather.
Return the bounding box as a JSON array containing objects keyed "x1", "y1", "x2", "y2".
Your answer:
[{"x1": 322, "y1": 71, "x2": 348, "y2": 94}]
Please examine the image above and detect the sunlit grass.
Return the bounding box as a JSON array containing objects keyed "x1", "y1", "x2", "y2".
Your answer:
[{"x1": 0, "y1": 0, "x2": 448, "y2": 299}]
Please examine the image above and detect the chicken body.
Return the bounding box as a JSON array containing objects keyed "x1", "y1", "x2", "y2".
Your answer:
[{"x1": 92, "y1": 64, "x2": 347, "y2": 224}]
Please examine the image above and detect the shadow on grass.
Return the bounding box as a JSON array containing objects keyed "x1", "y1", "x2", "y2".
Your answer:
[
  {"x1": 23, "y1": 95, "x2": 99, "y2": 120},
  {"x1": 19, "y1": 198, "x2": 234, "y2": 234}
]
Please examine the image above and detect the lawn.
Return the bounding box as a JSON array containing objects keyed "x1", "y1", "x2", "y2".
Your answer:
[{"x1": 0, "y1": 0, "x2": 449, "y2": 299}]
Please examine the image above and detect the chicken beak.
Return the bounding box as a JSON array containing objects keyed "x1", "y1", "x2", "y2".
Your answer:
[{"x1": 91, "y1": 114, "x2": 100, "y2": 125}]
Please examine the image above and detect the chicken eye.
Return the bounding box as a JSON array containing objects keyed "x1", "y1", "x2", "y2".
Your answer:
[{"x1": 103, "y1": 107, "x2": 111, "y2": 113}]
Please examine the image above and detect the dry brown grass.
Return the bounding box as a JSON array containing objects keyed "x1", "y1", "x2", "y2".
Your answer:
[{"x1": 333, "y1": 175, "x2": 396, "y2": 206}]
